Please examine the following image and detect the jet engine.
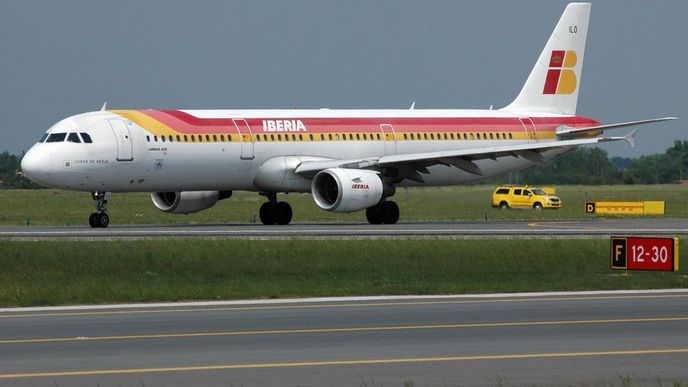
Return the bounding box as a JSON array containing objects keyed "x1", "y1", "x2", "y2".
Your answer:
[
  {"x1": 311, "y1": 168, "x2": 391, "y2": 213},
  {"x1": 151, "y1": 191, "x2": 232, "y2": 214}
]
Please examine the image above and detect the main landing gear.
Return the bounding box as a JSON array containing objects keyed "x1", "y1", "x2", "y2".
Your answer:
[
  {"x1": 89, "y1": 191, "x2": 110, "y2": 228},
  {"x1": 259, "y1": 193, "x2": 293, "y2": 225},
  {"x1": 365, "y1": 200, "x2": 400, "y2": 224}
]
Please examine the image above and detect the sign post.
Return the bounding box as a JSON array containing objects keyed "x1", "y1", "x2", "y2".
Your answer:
[{"x1": 610, "y1": 237, "x2": 679, "y2": 271}]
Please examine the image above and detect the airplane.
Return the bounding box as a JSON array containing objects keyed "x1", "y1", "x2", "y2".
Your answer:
[{"x1": 20, "y1": 3, "x2": 675, "y2": 228}]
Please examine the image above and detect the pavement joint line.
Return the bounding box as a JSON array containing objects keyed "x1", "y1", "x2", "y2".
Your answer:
[
  {"x1": 1, "y1": 348, "x2": 687, "y2": 379},
  {"x1": 1, "y1": 289, "x2": 687, "y2": 314},
  {"x1": 1, "y1": 316, "x2": 687, "y2": 345},
  {"x1": 1, "y1": 293, "x2": 687, "y2": 319}
]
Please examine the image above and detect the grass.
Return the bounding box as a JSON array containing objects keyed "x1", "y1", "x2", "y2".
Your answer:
[
  {"x1": 0, "y1": 184, "x2": 687, "y2": 225},
  {"x1": 0, "y1": 239, "x2": 686, "y2": 307}
]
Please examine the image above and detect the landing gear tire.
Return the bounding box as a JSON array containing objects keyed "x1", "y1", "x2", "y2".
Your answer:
[
  {"x1": 275, "y1": 202, "x2": 293, "y2": 225},
  {"x1": 89, "y1": 213, "x2": 98, "y2": 228},
  {"x1": 259, "y1": 202, "x2": 277, "y2": 225},
  {"x1": 89, "y1": 212, "x2": 109, "y2": 228},
  {"x1": 366, "y1": 201, "x2": 400, "y2": 225},
  {"x1": 381, "y1": 201, "x2": 399, "y2": 224},
  {"x1": 366, "y1": 205, "x2": 383, "y2": 225}
]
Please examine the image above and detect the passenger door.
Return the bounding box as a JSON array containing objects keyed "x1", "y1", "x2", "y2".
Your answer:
[
  {"x1": 233, "y1": 119, "x2": 254, "y2": 160},
  {"x1": 108, "y1": 119, "x2": 133, "y2": 161},
  {"x1": 379, "y1": 124, "x2": 397, "y2": 155}
]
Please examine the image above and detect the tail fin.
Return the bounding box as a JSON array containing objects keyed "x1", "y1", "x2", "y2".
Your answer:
[{"x1": 503, "y1": 3, "x2": 591, "y2": 116}]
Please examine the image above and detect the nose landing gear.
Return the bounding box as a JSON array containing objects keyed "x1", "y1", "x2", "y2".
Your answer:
[
  {"x1": 259, "y1": 193, "x2": 293, "y2": 225},
  {"x1": 89, "y1": 191, "x2": 110, "y2": 228}
]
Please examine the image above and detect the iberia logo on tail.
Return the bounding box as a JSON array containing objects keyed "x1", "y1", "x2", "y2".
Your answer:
[{"x1": 543, "y1": 50, "x2": 577, "y2": 94}]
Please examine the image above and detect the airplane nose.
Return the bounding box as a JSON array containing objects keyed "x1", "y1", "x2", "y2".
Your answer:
[{"x1": 21, "y1": 148, "x2": 51, "y2": 182}]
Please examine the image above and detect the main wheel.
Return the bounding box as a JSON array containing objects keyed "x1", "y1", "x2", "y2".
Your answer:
[
  {"x1": 275, "y1": 202, "x2": 293, "y2": 225},
  {"x1": 366, "y1": 205, "x2": 383, "y2": 224},
  {"x1": 381, "y1": 201, "x2": 400, "y2": 224},
  {"x1": 259, "y1": 202, "x2": 277, "y2": 225}
]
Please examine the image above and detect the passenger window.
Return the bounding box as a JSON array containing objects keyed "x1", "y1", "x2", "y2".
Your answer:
[
  {"x1": 198, "y1": 135, "x2": 202, "y2": 142},
  {"x1": 66, "y1": 133, "x2": 81, "y2": 143},
  {"x1": 430, "y1": 133, "x2": 434, "y2": 140},
  {"x1": 490, "y1": 133, "x2": 494, "y2": 139},
  {"x1": 205, "y1": 135, "x2": 210, "y2": 142},
  {"x1": 328, "y1": 134, "x2": 333, "y2": 141},
  {"x1": 79, "y1": 133, "x2": 92, "y2": 143},
  {"x1": 508, "y1": 133, "x2": 513, "y2": 139},
  {"x1": 463, "y1": 133, "x2": 468, "y2": 140},
  {"x1": 161, "y1": 136, "x2": 165, "y2": 142},
  {"x1": 496, "y1": 188, "x2": 510, "y2": 194},
  {"x1": 278, "y1": 134, "x2": 282, "y2": 141},
  {"x1": 376, "y1": 133, "x2": 381, "y2": 140},
  {"x1": 146, "y1": 135, "x2": 150, "y2": 142},
  {"x1": 176, "y1": 135, "x2": 181, "y2": 142},
  {"x1": 299, "y1": 134, "x2": 303, "y2": 141},
  {"x1": 525, "y1": 190, "x2": 532, "y2": 196},
  {"x1": 514, "y1": 189, "x2": 522, "y2": 195},
  {"x1": 184, "y1": 135, "x2": 188, "y2": 142},
  {"x1": 309, "y1": 134, "x2": 314, "y2": 141},
  {"x1": 46, "y1": 133, "x2": 67, "y2": 142},
  {"x1": 469, "y1": 133, "x2": 474, "y2": 140},
  {"x1": 423, "y1": 133, "x2": 428, "y2": 140},
  {"x1": 363, "y1": 133, "x2": 367, "y2": 140},
  {"x1": 154, "y1": 135, "x2": 158, "y2": 142},
  {"x1": 220, "y1": 134, "x2": 225, "y2": 142},
  {"x1": 213, "y1": 134, "x2": 217, "y2": 142},
  {"x1": 191, "y1": 135, "x2": 195, "y2": 142}
]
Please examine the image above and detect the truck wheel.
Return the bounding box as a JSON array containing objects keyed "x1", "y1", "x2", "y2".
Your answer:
[
  {"x1": 499, "y1": 202, "x2": 509, "y2": 210},
  {"x1": 533, "y1": 203, "x2": 543, "y2": 210}
]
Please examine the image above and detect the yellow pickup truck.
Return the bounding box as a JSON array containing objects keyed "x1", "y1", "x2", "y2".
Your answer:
[{"x1": 491, "y1": 185, "x2": 561, "y2": 210}]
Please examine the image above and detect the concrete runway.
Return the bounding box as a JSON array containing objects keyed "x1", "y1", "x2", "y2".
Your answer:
[
  {"x1": 0, "y1": 291, "x2": 687, "y2": 386},
  {"x1": 1, "y1": 218, "x2": 688, "y2": 239}
]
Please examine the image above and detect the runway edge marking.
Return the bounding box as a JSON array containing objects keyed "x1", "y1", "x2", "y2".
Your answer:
[{"x1": 1, "y1": 289, "x2": 687, "y2": 313}]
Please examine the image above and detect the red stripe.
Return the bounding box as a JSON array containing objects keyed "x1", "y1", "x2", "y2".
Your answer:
[{"x1": 136, "y1": 110, "x2": 600, "y2": 135}]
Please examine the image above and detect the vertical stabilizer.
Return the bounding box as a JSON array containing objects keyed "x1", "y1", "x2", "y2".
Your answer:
[{"x1": 502, "y1": 3, "x2": 590, "y2": 115}]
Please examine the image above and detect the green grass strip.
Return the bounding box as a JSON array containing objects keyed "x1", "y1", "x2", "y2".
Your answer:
[{"x1": 0, "y1": 239, "x2": 686, "y2": 307}]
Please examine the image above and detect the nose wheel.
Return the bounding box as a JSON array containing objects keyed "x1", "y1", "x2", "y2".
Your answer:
[
  {"x1": 89, "y1": 191, "x2": 111, "y2": 228},
  {"x1": 259, "y1": 193, "x2": 293, "y2": 225}
]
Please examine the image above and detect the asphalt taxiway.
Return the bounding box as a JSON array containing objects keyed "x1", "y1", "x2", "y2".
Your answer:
[
  {"x1": 1, "y1": 218, "x2": 687, "y2": 239},
  {"x1": 0, "y1": 290, "x2": 686, "y2": 386}
]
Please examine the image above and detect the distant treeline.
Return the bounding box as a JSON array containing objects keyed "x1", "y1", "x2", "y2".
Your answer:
[
  {"x1": 2, "y1": 140, "x2": 688, "y2": 189},
  {"x1": 0, "y1": 152, "x2": 40, "y2": 189},
  {"x1": 498, "y1": 140, "x2": 688, "y2": 185}
]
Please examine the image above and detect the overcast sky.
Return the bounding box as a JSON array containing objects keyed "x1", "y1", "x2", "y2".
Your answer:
[{"x1": 0, "y1": 0, "x2": 685, "y2": 157}]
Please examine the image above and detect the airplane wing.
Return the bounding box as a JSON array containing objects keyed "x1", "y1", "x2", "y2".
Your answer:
[{"x1": 295, "y1": 130, "x2": 639, "y2": 179}]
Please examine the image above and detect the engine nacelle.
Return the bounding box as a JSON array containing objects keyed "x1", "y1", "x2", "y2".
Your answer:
[
  {"x1": 150, "y1": 191, "x2": 231, "y2": 214},
  {"x1": 311, "y1": 168, "x2": 386, "y2": 213}
]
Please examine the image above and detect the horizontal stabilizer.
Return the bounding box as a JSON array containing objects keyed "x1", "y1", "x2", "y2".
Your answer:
[{"x1": 557, "y1": 117, "x2": 677, "y2": 138}]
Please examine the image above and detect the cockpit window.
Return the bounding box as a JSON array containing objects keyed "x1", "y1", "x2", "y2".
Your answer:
[
  {"x1": 39, "y1": 133, "x2": 48, "y2": 143},
  {"x1": 80, "y1": 133, "x2": 93, "y2": 143},
  {"x1": 46, "y1": 133, "x2": 67, "y2": 143},
  {"x1": 67, "y1": 133, "x2": 81, "y2": 143}
]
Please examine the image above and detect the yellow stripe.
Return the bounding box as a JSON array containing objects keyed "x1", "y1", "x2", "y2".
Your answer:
[
  {"x1": 1, "y1": 294, "x2": 685, "y2": 320},
  {"x1": 1, "y1": 348, "x2": 686, "y2": 379},
  {"x1": 1, "y1": 316, "x2": 686, "y2": 345}
]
